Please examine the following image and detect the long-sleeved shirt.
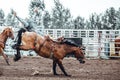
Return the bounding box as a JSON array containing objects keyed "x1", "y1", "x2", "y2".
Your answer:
[
  {"x1": 15, "y1": 16, "x2": 35, "y2": 31},
  {"x1": 16, "y1": 16, "x2": 29, "y2": 28}
]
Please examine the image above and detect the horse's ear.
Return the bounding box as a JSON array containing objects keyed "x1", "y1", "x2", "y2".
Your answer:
[
  {"x1": 3, "y1": 30, "x2": 5, "y2": 32},
  {"x1": 10, "y1": 27, "x2": 12, "y2": 30}
]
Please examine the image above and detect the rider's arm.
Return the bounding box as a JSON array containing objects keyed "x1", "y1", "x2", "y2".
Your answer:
[{"x1": 15, "y1": 16, "x2": 29, "y2": 27}]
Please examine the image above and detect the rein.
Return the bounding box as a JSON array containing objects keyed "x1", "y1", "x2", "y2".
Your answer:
[
  {"x1": 38, "y1": 36, "x2": 54, "y2": 59},
  {"x1": 38, "y1": 38, "x2": 47, "y2": 51}
]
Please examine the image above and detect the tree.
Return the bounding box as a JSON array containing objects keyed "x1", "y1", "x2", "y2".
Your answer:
[
  {"x1": 85, "y1": 20, "x2": 91, "y2": 29},
  {"x1": 5, "y1": 9, "x2": 18, "y2": 27},
  {"x1": 0, "y1": 9, "x2": 5, "y2": 26},
  {"x1": 87, "y1": 13, "x2": 102, "y2": 29},
  {"x1": 101, "y1": 14, "x2": 109, "y2": 29},
  {"x1": 95, "y1": 14, "x2": 102, "y2": 29},
  {"x1": 73, "y1": 16, "x2": 85, "y2": 29},
  {"x1": 105, "y1": 7, "x2": 117, "y2": 29},
  {"x1": 43, "y1": 11, "x2": 51, "y2": 29},
  {"x1": 89, "y1": 13, "x2": 96, "y2": 29},
  {"x1": 51, "y1": 0, "x2": 72, "y2": 29},
  {"x1": 116, "y1": 8, "x2": 120, "y2": 29},
  {"x1": 29, "y1": 0, "x2": 46, "y2": 35},
  {"x1": 29, "y1": 0, "x2": 45, "y2": 26}
]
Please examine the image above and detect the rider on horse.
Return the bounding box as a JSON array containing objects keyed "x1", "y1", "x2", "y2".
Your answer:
[{"x1": 13, "y1": 11, "x2": 35, "y2": 48}]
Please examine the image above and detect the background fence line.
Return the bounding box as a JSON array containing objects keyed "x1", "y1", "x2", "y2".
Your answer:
[{"x1": 0, "y1": 27, "x2": 119, "y2": 59}]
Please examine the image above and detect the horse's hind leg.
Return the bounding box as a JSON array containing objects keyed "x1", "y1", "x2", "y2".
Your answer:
[
  {"x1": 0, "y1": 48, "x2": 10, "y2": 65},
  {"x1": 53, "y1": 60, "x2": 58, "y2": 75},
  {"x1": 57, "y1": 59, "x2": 71, "y2": 77}
]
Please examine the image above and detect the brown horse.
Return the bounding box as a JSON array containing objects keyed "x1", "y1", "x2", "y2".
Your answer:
[
  {"x1": 13, "y1": 32, "x2": 85, "y2": 76},
  {"x1": 0, "y1": 27, "x2": 14, "y2": 65},
  {"x1": 115, "y1": 36, "x2": 120, "y2": 56}
]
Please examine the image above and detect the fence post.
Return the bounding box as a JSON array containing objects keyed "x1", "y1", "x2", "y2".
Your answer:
[{"x1": 98, "y1": 31, "x2": 101, "y2": 58}]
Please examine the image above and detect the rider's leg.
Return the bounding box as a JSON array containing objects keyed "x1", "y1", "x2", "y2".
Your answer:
[
  {"x1": 13, "y1": 28, "x2": 26, "y2": 61},
  {"x1": 14, "y1": 49, "x2": 21, "y2": 61},
  {"x1": 16, "y1": 28, "x2": 26, "y2": 46},
  {"x1": 12, "y1": 28, "x2": 26, "y2": 49}
]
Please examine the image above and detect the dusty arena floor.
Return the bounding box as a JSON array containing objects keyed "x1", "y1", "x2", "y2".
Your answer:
[{"x1": 0, "y1": 56, "x2": 120, "y2": 80}]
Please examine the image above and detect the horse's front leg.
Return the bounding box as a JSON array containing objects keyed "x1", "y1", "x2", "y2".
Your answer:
[
  {"x1": 0, "y1": 48, "x2": 10, "y2": 65},
  {"x1": 53, "y1": 60, "x2": 58, "y2": 75},
  {"x1": 57, "y1": 59, "x2": 71, "y2": 77}
]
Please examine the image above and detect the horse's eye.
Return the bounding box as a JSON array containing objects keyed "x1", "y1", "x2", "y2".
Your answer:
[{"x1": 10, "y1": 32, "x2": 12, "y2": 34}]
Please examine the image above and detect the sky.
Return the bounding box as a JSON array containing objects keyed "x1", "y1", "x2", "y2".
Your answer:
[{"x1": 0, "y1": 0, "x2": 120, "y2": 19}]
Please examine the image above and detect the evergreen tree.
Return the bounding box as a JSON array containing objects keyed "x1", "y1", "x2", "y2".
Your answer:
[
  {"x1": 43, "y1": 11, "x2": 51, "y2": 29},
  {"x1": 29, "y1": 0, "x2": 45, "y2": 35},
  {"x1": 29, "y1": 0, "x2": 45, "y2": 26},
  {"x1": 105, "y1": 7, "x2": 117, "y2": 29},
  {"x1": 73, "y1": 16, "x2": 85, "y2": 29},
  {"x1": 95, "y1": 14, "x2": 102, "y2": 29},
  {"x1": 0, "y1": 9, "x2": 5, "y2": 26},
  {"x1": 101, "y1": 14, "x2": 109, "y2": 29},
  {"x1": 51, "y1": 0, "x2": 72, "y2": 29},
  {"x1": 85, "y1": 20, "x2": 91, "y2": 29},
  {"x1": 116, "y1": 8, "x2": 120, "y2": 29},
  {"x1": 5, "y1": 9, "x2": 18, "y2": 27},
  {"x1": 89, "y1": 14, "x2": 96, "y2": 29}
]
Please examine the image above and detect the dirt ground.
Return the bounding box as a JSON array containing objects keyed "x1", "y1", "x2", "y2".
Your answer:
[{"x1": 0, "y1": 56, "x2": 120, "y2": 80}]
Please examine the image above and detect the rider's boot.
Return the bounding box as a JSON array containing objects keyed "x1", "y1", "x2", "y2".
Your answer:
[
  {"x1": 12, "y1": 44, "x2": 20, "y2": 49},
  {"x1": 14, "y1": 50, "x2": 21, "y2": 61}
]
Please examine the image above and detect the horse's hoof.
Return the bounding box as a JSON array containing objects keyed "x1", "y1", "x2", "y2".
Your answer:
[
  {"x1": 0, "y1": 71, "x2": 3, "y2": 76},
  {"x1": 6, "y1": 59, "x2": 10, "y2": 65},
  {"x1": 65, "y1": 74, "x2": 71, "y2": 77},
  {"x1": 54, "y1": 73, "x2": 59, "y2": 76},
  {"x1": 6, "y1": 61, "x2": 10, "y2": 65},
  {"x1": 7, "y1": 63, "x2": 10, "y2": 65}
]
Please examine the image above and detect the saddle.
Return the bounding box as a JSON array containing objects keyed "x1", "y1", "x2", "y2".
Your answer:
[{"x1": 62, "y1": 39, "x2": 79, "y2": 47}]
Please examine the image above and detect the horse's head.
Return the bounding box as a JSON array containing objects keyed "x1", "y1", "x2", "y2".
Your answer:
[
  {"x1": 3, "y1": 27, "x2": 14, "y2": 40},
  {"x1": 75, "y1": 48, "x2": 85, "y2": 64}
]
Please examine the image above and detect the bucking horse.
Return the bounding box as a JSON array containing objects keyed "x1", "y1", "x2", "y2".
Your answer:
[{"x1": 12, "y1": 31, "x2": 85, "y2": 76}]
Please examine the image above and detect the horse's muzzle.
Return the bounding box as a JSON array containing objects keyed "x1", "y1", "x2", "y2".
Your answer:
[{"x1": 11, "y1": 36, "x2": 14, "y2": 40}]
